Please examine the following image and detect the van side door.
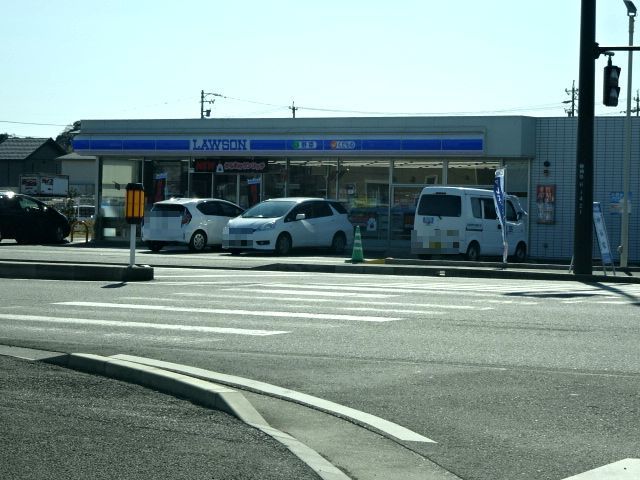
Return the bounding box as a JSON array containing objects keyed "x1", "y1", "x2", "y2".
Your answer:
[{"x1": 481, "y1": 197, "x2": 503, "y2": 255}]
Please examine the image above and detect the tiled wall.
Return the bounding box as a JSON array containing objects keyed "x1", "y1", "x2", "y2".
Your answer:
[{"x1": 532, "y1": 117, "x2": 640, "y2": 263}]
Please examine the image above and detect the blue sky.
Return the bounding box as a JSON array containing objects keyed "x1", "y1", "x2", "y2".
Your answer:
[{"x1": 1, "y1": 0, "x2": 636, "y2": 138}]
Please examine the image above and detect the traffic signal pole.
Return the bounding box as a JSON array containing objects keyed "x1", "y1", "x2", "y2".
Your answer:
[
  {"x1": 573, "y1": 0, "x2": 640, "y2": 275},
  {"x1": 573, "y1": 0, "x2": 596, "y2": 275}
]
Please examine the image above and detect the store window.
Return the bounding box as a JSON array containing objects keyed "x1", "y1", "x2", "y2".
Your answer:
[
  {"x1": 339, "y1": 158, "x2": 390, "y2": 245},
  {"x1": 391, "y1": 159, "x2": 444, "y2": 242},
  {"x1": 100, "y1": 158, "x2": 140, "y2": 239},
  {"x1": 263, "y1": 160, "x2": 287, "y2": 200},
  {"x1": 288, "y1": 158, "x2": 339, "y2": 199},
  {"x1": 504, "y1": 160, "x2": 530, "y2": 212},
  {"x1": 447, "y1": 160, "x2": 499, "y2": 187}
]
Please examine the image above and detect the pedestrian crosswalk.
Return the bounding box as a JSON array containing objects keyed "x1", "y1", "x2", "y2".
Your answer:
[{"x1": 3, "y1": 269, "x2": 638, "y2": 348}]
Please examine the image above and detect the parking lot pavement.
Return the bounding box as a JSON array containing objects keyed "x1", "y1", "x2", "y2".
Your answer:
[{"x1": 0, "y1": 354, "x2": 322, "y2": 480}]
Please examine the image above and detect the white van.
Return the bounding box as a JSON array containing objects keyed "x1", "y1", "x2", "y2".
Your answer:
[{"x1": 411, "y1": 186, "x2": 528, "y2": 261}]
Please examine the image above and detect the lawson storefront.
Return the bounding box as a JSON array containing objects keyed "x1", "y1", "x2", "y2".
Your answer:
[{"x1": 72, "y1": 116, "x2": 534, "y2": 252}]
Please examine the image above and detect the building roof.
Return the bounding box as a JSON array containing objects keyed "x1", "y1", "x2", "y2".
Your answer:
[
  {"x1": 57, "y1": 152, "x2": 96, "y2": 161},
  {"x1": 0, "y1": 137, "x2": 65, "y2": 161}
]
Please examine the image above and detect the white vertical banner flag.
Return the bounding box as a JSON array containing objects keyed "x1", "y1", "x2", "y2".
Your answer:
[{"x1": 493, "y1": 168, "x2": 508, "y2": 264}]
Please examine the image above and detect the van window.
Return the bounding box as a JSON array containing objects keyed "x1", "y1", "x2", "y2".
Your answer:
[
  {"x1": 506, "y1": 200, "x2": 517, "y2": 221},
  {"x1": 471, "y1": 198, "x2": 482, "y2": 219},
  {"x1": 417, "y1": 194, "x2": 461, "y2": 217},
  {"x1": 482, "y1": 199, "x2": 497, "y2": 220}
]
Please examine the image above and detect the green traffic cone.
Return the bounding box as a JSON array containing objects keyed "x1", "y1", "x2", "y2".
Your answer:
[{"x1": 351, "y1": 226, "x2": 364, "y2": 263}]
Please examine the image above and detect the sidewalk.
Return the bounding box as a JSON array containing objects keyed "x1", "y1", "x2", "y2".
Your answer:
[{"x1": 0, "y1": 240, "x2": 638, "y2": 283}]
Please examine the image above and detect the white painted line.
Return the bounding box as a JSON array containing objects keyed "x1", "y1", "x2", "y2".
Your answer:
[
  {"x1": 223, "y1": 287, "x2": 397, "y2": 298},
  {"x1": 123, "y1": 295, "x2": 336, "y2": 304},
  {"x1": 154, "y1": 273, "x2": 311, "y2": 278},
  {"x1": 112, "y1": 354, "x2": 437, "y2": 444},
  {"x1": 54, "y1": 301, "x2": 400, "y2": 323},
  {"x1": 561, "y1": 458, "x2": 640, "y2": 479},
  {"x1": 222, "y1": 288, "x2": 397, "y2": 299},
  {"x1": 172, "y1": 293, "x2": 494, "y2": 310},
  {"x1": 262, "y1": 283, "x2": 409, "y2": 293},
  {"x1": 340, "y1": 307, "x2": 446, "y2": 315},
  {"x1": 0, "y1": 313, "x2": 288, "y2": 336}
]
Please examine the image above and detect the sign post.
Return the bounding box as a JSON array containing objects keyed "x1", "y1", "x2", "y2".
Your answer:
[
  {"x1": 592, "y1": 202, "x2": 616, "y2": 275},
  {"x1": 125, "y1": 183, "x2": 145, "y2": 268}
]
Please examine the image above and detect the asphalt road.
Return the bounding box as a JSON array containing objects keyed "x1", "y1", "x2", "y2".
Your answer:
[{"x1": 1, "y1": 244, "x2": 639, "y2": 479}]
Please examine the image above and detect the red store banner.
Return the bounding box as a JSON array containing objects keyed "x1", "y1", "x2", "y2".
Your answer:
[{"x1": 195, "y1": 159, "x2": 267, "y2": 174}]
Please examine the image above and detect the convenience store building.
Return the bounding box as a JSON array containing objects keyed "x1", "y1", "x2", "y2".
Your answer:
[{"x1": 72, "y1": 115, "x2": 639, "y2": 263}]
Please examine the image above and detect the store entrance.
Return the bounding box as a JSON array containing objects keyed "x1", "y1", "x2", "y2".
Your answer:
[
  {"x1": 213, "y1": 174, "x2": 261, "y2": 209},
  {"x1": 390, "y1": 185, "x2": 423, "y2": 243},
  {"x1": 191, "y1": 172, "x2": 212, "y2": 198}
]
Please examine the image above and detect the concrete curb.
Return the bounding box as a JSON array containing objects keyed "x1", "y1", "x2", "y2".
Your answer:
[
  {"x1": 112, "y1": 354, "x2": 436, "y2": 444},
  {"x1": 44, "y1": 352, "x2": 350, "y2": 480},
  {"x1": 257, "y1": 261, "x2": 640, "y2": 284},
  {"x1": 0, "y1": 261, "x2": 154, "y2": 281}
]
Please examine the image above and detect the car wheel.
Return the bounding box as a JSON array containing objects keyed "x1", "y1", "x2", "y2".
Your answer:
[
  {"x1": 275, "y1": 233, "x2": 292, "y2": 256},
  {"x1": 229, "y1": 249, "x2": 242, "y2": 255},
  {"x1": 147, "y1": 242, "x2": 163, "y2": 252},
  {"x1": 465, "y1": 242, "x2": 480, "y2": 261},
  {"x1": 188, "y1": 230, "x2": 208, "y2": 252},
  {"x1": 330, "y1": 232, "x2": 347, "y2": 254},
  {"x1": 51, "y1": 225, "x2": 66, "y2": 243},
  {"x1": 15, "y1": 234, "x2": 30, "y2": 245},
  {"x1": 513, "y1": 242, "x2": 527, "y2": 263}
]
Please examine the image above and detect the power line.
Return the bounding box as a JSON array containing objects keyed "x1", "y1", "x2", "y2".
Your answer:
[{"x1": 0, "y1": 120, "x2": 70, "y2": 127}]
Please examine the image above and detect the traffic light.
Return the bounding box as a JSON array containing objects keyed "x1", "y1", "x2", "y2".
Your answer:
[
  {"x1": 125, "y1": 183, "x2": 145, "y2": 224},
  {"x1": 603, "y1": 57, "x2": 621, "y2": 107}
]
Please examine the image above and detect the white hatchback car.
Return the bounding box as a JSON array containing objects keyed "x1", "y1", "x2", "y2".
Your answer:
[
  {"x1": 142, "y1": 198, "x2": 244, "y2": 252},
  {"x1": 222, "y1": 197, "x2": 353, "y2": 255}
]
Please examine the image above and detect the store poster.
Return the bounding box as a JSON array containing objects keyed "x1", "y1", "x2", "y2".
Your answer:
[
  {"x1": 154, "y1": 173, "x2": 167, "y2": 202},
  {"x1": 536, "y1": 185, "x2": 556, "y2": 224},
  {"x1": 609, "y1": 191, "x2": 633, "y2": 214}
]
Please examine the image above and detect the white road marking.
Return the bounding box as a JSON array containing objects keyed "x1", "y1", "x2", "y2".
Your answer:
[
  {"x1": 222, "y1": 288, "x2": 397, "y2": 298},
  {"x1": 168, "y1": 293, "x2": 494, "y2": 312},
  {"x1": 123, "y1": 295, "x2": 337, "y2": 304},
  {"x1": 340, "y1": 307, "x2": 446, "y2": 315},
  {"x1": 54, "y1": 302, "x2": 400, "y2": 323},
  {"x1": 154, "y1": 273, "x2": 310, "y2": 278},
  {"x1": 561, "y1": 458, "x2": 640, "y2": 479},
  {"x1": 0, "y1": 313, "x2": 288, "y2": 336}
]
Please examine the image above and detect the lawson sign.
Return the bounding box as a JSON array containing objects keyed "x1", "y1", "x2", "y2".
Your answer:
[{"x1": 73, "y1": 135, "x2": 484, "y2": 155}]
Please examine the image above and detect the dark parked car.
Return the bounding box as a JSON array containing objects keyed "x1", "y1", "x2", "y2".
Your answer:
[{"x1": 0, "y1": 192, "x2": 71, "y2": 244}]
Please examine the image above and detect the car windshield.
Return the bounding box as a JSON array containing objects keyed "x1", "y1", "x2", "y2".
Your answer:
[{"x1": 242, "y1": 200, "x2": 297, "y2": 218}]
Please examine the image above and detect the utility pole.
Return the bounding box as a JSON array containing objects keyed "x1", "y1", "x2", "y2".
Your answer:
[
  {"x1": 634, "y1": 89, "x2": 640, "y2": 115},
  {"x1": 200, "y1": 90, "x2": 221, "y2": 119},
  {"x1": 573, "y1": 0, "x2": 596, "y2": 275},
  {"x1": 563, "y1": 80, "x2": 579, "y2": 116},
  {"x1": 289, "y1": 101, "x2": 299, "y2": 119}
]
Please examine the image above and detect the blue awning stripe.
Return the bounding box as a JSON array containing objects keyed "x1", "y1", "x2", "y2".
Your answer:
[{"x1": 73, "y1": 137, "x2": 484, "y2": 154}]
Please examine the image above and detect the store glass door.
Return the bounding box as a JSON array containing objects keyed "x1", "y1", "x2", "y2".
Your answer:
[
  {"x1": 390, "y1": 185, "x2": 422, "y2": 243},
  {"x1": 191, "y1": 172, "x2": 212, "y2": 198}
]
